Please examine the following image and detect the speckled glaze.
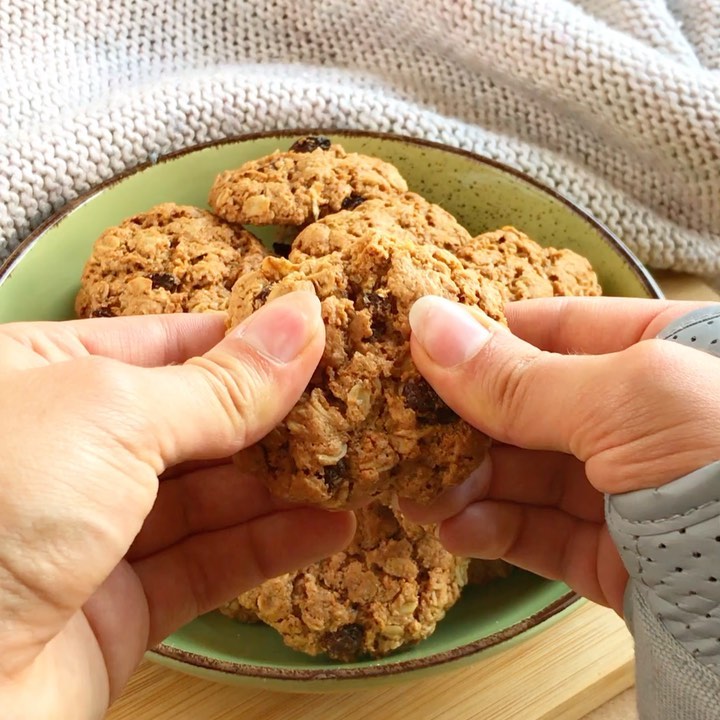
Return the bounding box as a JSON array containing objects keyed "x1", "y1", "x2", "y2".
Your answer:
[{"x1": 0, "y1": 130, "x2": 660, "y2": 692}]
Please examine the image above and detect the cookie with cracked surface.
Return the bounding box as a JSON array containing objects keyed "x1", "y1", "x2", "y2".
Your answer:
[
  {"x1": 543, "y1": 246, "x2": 603, "y2": 297},
  {"x1": 208, "y1": 136, "x2": 408, "y2": 226},
  {"x1": 221, "y1": 503, "x2": 468, "y2": 661},
  {"x1": 456, "y1": 226, "x2": 602, "y2": 301},
  {"x1": 228, "y1": 231, "x2": 504, "y2": 508},
  {"x1": 290, "y1": 192, "x2": 472, "y2": 259},
  {"x1": 75, "y1": 203, "x2": 266, "y2": 318}
]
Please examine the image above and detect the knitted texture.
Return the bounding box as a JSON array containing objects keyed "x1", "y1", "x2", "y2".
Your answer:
[
  {"x1": 629, "y1": 585, "x2": 720, "y2": 720},
  {"x1": 1, "y1": 0, "x2": 719, "y2": 274}
]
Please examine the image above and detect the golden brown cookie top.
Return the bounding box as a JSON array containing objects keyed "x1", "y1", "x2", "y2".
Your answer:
[
  {"x1": 223, "y1": 503, "x2": 468, "y2": 661},
  {"x1": 457, "y1": 226, "x2": 602, "y2": 301},
  {"x1": 229, "y1": 231, "x2": 503, "y2": 509},
  {"x1": 74, "y1": 203, "x2": 266, "y2": 318},
  {"x1": 544, "y1": 247, "x2": 603, "y2": 296},
  {"x1": 208, "y1": 136, "x2": 408, "y2": 226},
  {"x1": 290, "y1": 192, "x2": 472, "y2": 258}
]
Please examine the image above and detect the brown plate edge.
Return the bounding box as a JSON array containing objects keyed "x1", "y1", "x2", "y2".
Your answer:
[
  {"x1": 150, "y1": 590, "x2": 579, "y2": 681},
  {"x1": 0, "y1": 128, "x2": 663, "y2": 300}
]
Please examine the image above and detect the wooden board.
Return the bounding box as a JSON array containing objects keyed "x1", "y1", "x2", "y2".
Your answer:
[
  {"x1": 652, "y1": 270, "x2": 720, "y2": 302},
  {"x1": 107, "y1": 273, "x2": 718, "y2": 720},
  {"x1": 108, "y1": 603, "x2": 634, "y2": 720}
]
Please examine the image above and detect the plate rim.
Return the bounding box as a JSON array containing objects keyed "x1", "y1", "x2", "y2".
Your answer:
[
  {"x1": 151, "y1": 590, "x2": 578, "y2": 680},
  {"x1": 0, "y1": 128, "x2": 663, "y2": 300}
]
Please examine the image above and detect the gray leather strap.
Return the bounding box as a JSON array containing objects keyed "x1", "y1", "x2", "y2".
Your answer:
[
  {"x1": 606, "y1": 304, "x2": 720, "y2": 674},
  {"x1": 656, "y1": 305, "x2": 720, "y2": 354},
  {"x1": 607, "y1": 464, "x2": 720, "y2": 669}
]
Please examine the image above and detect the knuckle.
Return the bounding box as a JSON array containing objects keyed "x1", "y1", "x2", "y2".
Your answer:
[
  {"x1": 79, "y1": 356, "x2": 138, "y2": 400},
  {"x1": 479, "y1": 345, "x2": 545, "y2": 437},
  {"x1": 585, "y1": 339, "x2": 720, "y2": 489},
  {"x1": 496, "y1": 505, "x2": 526, "y2": 560},
  {"x1": 245, "y1": 522, "x2": 277, "y2": 582},
  {"x1": 571, "y1": 343, "x2": 677, "y2": 461},
  {"x1": 623, "y1": 339, "x2": 675, "y2": 378},
  {"x1": 186, "y1": 352, "x2": 269, "y2": 445},
  {"x1": 180, "y1": 543, "x2": 215, "y2": 617},
  {"x1": 618, "y1": 339, "x2": 705, "y2": 406},
  {"x1": 72, "y1": 357, "x2": 147, "y2": 426}
]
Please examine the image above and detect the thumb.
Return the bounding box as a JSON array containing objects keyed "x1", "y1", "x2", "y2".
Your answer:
[
  {"x1": 127, "y1": 290, "x2": 325, "y2": 467},
  {"x1": 409, "y1": 296, "x2": 720, "y2": 493}
]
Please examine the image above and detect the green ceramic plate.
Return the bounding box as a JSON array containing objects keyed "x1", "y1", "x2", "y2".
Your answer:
[{"x1": 0, "y1": 130, "x2": 661, "y2": 692}]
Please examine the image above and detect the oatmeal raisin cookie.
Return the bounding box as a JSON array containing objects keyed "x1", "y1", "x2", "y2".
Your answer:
[
  {"x1": 221, "y1": 503, "x2": 468, "y2": 661},
  {"x1": 75, "y1": 203, "x2": 265, "y2": 317},
  {"x1": 456, "y1": 226, "x2": 602, "y2": 301},
  {"x1": 228, "y1": 231, "x2": 504, "y2": 508},
  {"x1": 291, "y1": 191, "x2": 471, "y2": 258},
  {"x1": 209, "y1": 136, "x2": 408, "y2": 226}
]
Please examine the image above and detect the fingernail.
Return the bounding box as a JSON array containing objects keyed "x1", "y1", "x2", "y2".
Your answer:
[
  {"x1": 409, "y1": 296, "x2": 492, "y2": 368},
  {"x1": 231, "y1": 291, "x2": 322, "y2": 364}
]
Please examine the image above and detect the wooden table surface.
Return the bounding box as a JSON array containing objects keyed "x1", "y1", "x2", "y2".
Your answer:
[{"x1": 108, "y1": 272, "x2": 720, "y2": 720}]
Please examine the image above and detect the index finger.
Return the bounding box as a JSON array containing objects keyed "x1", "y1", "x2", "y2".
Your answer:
[
  {"x1": 505, "y1": 297, "x2": 713, "y2": 354},
  {"x1": 0, "y1": 312, "x2": 227, "y2": 367}
]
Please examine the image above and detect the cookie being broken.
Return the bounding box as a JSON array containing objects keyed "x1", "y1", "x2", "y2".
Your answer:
[{"x1": 228, "y1": 230, "x2": 504, "y2": 508}]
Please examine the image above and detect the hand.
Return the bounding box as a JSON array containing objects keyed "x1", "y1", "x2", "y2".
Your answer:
[
  {"x1": 401, "y1": 296, "x2": 720, "y2": 614},
  {"x1": 0, "y1": 292, "x2": 356, "y2": 720}
]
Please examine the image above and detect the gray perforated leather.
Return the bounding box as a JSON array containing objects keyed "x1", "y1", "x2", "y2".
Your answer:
[
  {"x1": 605, "y1": 305, "x2": 720, "y2": 718},
  {"x1": 607, "y1": 462, "x2": 720, "y2": 669},
  {"x1": 657, "y1": 305, "x2": 720, "y2": 351}
]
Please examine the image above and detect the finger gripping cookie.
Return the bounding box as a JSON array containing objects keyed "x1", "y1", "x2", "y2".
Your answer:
[
  {"x1": 75, "y1": 203, "x2": 266, "y2": 317},
  {"x1": 208, "y1": 137, "x2": 408, "y2": 226},
  {"x1": 221, "y1": 504, "x2": 469, "y2": 661},
  {"x1": 228, "y1": 231, "x2": 504, "y2": 508}
]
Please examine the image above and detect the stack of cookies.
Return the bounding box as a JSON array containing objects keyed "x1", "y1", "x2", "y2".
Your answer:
[{"x1": 76, "y1": 136, "x2": 601, "y2": 661}]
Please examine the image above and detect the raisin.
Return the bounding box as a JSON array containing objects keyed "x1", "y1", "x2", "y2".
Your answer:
[
  {"x1": 341, "y1": 193, "x2": 365, "y2": 211},
  {"x1": 363, "y1": 291, "x2": 392, "y2": 334},
  {"x1": 322, "y1": 457, "x2": 347, "y2": 489},
  {"x1": 150, "y1": 272, "x2": 179, "y2": 291},
  {"x1": 402, "y1": 377, "x2": 458, "y2": 425},
  {"x1": 322, "y1": 623, "x2": 365, "y2": 662},
  {"x1": 253, "y1": 283, "x2": 274, "y2": 309},
  {"x1": 91, "y1": 306, "x2": 114, "y2": 318},
  {"x1": 290, "y1": 135, "x2": 332, "y2": 153},
  {"x1": 272, "y1": 241, "x2": 292, "y2": 258}
]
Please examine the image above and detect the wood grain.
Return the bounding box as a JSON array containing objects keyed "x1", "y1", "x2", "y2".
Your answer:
[{"x1": 108, "y1": 603, "x2": 633, "y2": 720}]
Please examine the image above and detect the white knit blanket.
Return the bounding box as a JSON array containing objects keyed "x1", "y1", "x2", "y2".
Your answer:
[{"x1": 1, "y1": 0, "x2": 719, "y2": 277}]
